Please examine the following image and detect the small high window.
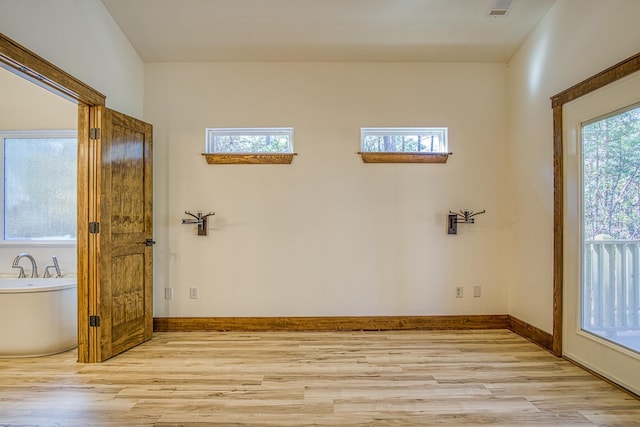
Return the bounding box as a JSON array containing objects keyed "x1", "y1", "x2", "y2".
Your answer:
[
  {"x1": 361, "y1": 127, "x2": 448, "y2": 153},
  {"x1": 359, "y1": 127, "x2": 450, "y2": 163},
  {"x1": 0, "y1": 131, "x2": 77, "y2": 242},
  {"x1": 203, "y1": 128, "x2": 296, "y2": 164}
]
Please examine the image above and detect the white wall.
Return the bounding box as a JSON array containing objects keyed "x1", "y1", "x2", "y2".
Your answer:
[
  {"x1": 146, "y1": 62, "x2": 510, "y2": 317},
  {"x1": 506, "y1": 0, "x2": 640, "y2": 332},
  {"x1": 0, "y1": 67, "x2": 77, "y2": 130},
  {"x1": 0, "y1": 0, "x2": 144, "y2": 118},
  {"x1": 0, "y1": 67, "x2": 77, "y2": 276}
]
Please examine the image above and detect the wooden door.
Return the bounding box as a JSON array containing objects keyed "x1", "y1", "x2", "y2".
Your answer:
[{"x1": 84, "y1": 106, "x2": 153, "y2": 362}]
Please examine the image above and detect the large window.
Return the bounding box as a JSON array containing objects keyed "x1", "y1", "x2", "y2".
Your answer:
[{"x1": 0, "y1": 131, "x2": 77, "y2": 242}]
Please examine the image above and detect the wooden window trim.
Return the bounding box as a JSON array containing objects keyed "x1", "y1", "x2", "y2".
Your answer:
[
  {"x1": 550, "y1": 51, "x2": 640, "y2": 356},
  {"x1": 358, "y1": 152, "x2": 450, "y2": 163},
  {"x1": 0, "y1": 32, "x2": 105, "y2": 106},
  {"x1": 202, "y1": 153, "x2": 297, "y2": 164}
]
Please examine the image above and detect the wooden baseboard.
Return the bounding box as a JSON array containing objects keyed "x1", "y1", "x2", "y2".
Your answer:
[
  {"x1": 508, "y1": 316, "x2": 554, "y2": 353},
  {"x1": 153, "y1": 315, "x2": 554, "y2": 354},
  {"x1": 153, "y1": 315, "x2": 510, "y2": 332}
]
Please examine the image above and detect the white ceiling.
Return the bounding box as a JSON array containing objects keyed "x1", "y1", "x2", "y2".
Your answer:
[{"x1": 101, "y1": 0, "x2": 556, "y2": 63}]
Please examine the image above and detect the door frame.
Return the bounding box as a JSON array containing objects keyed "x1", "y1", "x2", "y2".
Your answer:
[
  {"x1": 551, "y1": 52, "x2": 640, "y2": 356},
  {"x1": 0, "y1": 32, "x2": 106, "y2": 362}
]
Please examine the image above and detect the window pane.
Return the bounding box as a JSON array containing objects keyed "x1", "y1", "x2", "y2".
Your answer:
[
  {"x1": 360, "y1": 128, "x2": 448, "y2": 153},
  {"x1": 582, "y1": 106, "x2": 640, "y2": 240},
  {"x1": 206, "y1": 128, "x2": 293, "y2": 153},
  {"x1": 4, "y1": 137, "x2": 77, "y2": 240},
  {"x1": 581, "y1": 104, "x2": 640, "y2": 353}
]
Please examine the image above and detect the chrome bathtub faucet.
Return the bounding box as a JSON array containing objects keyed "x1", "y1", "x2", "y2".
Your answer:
[
  {"x1": 43, "y1": 256, "x2": 62, "y2": 278},
  {"x1": 12, "y1": 253, "x2": 38, "y2": 278}
]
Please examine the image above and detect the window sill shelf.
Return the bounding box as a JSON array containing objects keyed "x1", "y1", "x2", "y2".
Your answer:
[
  {"x1": 358, "y1": 152, "x2": 451, "y2": 163},
  {"x1": 202, "y1": 153, "x2": 297, "y2": 164}
]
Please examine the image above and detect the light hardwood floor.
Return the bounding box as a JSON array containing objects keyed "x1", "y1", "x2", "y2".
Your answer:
[{"x1": 1, "y1": 330, "x2": 639, "y2": 426}]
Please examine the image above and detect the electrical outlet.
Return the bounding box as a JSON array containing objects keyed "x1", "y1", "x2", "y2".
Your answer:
[
  {"x1": 455, "y1": 286, "x2": 463, "y2": 298},
  {"x1": 189, "y1": 287, "x2": 199, "y2": 299},
  {"x1": 164, "y1": 287, "x2": 173, "y2": 300},
  {"x1": 473, "y1": 285, "x2": 481, "y2": 298}
]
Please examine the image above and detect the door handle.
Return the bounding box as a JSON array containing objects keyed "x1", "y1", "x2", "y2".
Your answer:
[{"x1": 144, "y1": 239, "x2": 156, "y2": 246}]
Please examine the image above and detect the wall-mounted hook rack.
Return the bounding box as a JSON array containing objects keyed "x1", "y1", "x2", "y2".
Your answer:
[
  {"x1": 447, "y1": 209, "x2": 486, "y2": 235},
  {"x1": 182, "y1": 210, "x2": 215, "y2": 236}
]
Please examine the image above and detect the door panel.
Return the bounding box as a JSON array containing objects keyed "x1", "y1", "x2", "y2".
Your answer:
[
  {"x1": 95, "y1": 107, "x2": 153, "y2": 361},
  {"x1": 563, "y1": 70, "x2": 640, "y2": 395}
]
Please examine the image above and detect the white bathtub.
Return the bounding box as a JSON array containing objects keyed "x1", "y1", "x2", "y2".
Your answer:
[{"x1": 0, "y1": 278, "x2": 77, "y2": 357}]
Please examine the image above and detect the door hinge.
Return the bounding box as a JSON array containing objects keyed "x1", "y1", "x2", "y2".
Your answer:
[
  {"x1": 89, "y1": 315, "x2": 101, "y2": 327},
  {"x1": 89, "y1": 127, "x2": 101, "y2": 140},
  {"x1": 88, "y1": 221, "x2": 100, "y2": 234}
]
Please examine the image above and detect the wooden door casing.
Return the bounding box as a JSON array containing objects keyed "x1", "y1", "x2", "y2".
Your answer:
[
  {"x1": 1, "y1": 32, "x2": 154, "y2": 363},
  {"x1": 95, "y1": 107, "x2": 153, "y2": 361}
]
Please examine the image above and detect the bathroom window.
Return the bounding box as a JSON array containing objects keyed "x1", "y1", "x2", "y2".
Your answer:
[
  {"x1": 358, "y1": 127, "x2": 450, "y2": 163},
  {"x1": 203, "y1": 127, "x2": 296, "y2": 164},
  {"x1": 0, "y1": 131, "x2": 77, "y2": 242}
]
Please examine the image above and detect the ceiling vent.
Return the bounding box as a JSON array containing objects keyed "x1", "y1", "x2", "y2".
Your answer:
[{"x1": 489, "y1": 0, "x2": 513, "y2": 16}]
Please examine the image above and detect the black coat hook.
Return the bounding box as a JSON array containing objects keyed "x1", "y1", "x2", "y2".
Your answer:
[{"x1": 447, "y1": 209, "x2": 485, "y2": 235}]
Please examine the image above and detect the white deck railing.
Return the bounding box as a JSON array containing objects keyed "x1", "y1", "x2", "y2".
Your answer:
[{"x1": 584, "y1": 240, "x2": 640, "y2": 335}]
